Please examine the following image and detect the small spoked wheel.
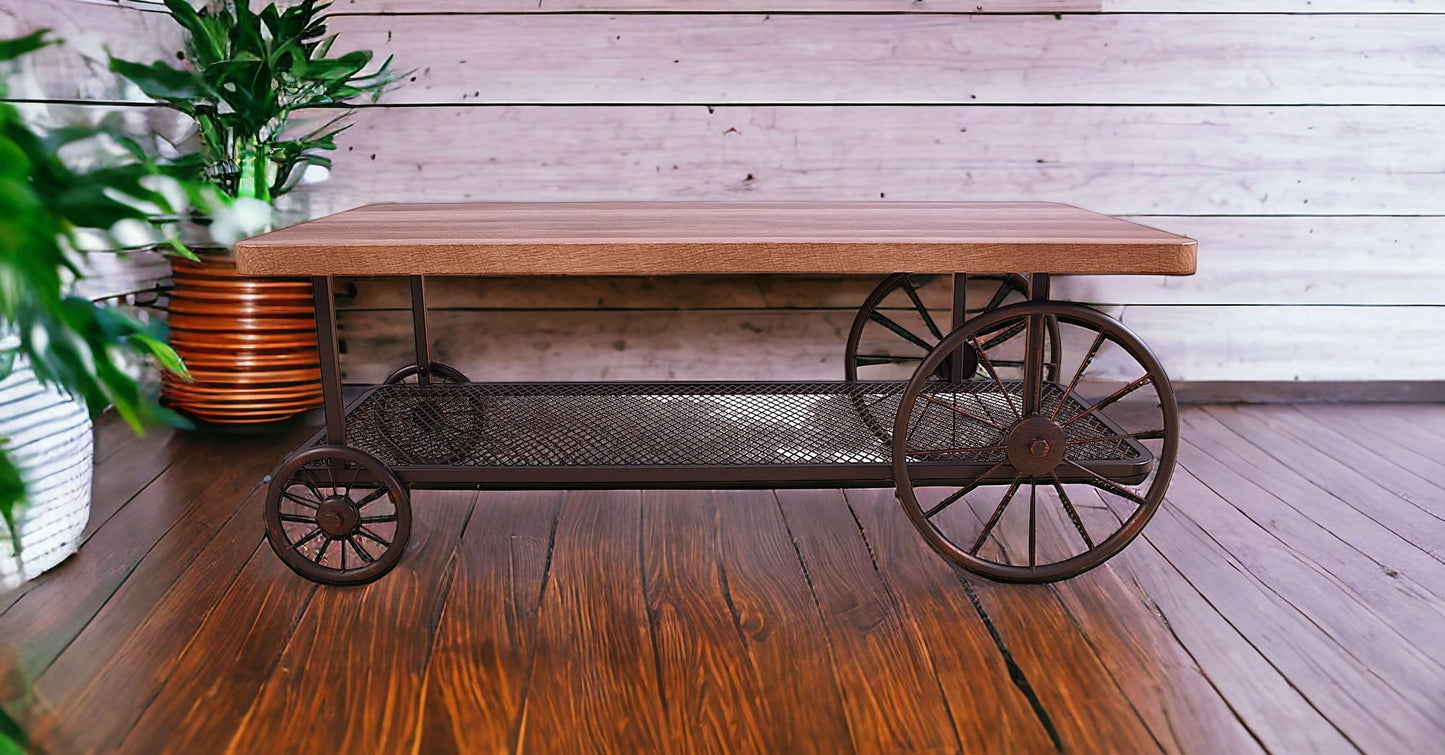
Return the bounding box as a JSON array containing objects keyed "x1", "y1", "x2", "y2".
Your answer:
[
  {"x1": 845, "y1": 273, "x2": 1060, "y2": 383},
  {"x1": 383, "y1": 361, "x2": 469, "y2": 385},
  {"x1": 892, "y1": 301, "x2": 1178, "y2": 582},
  {"x1": 264, "y1": 445, "x2": 412, "y2": 586}
]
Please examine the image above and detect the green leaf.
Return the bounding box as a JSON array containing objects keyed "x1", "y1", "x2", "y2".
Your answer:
[
  {"x1": 108, "y1": 58, "x2": 203, "y2": 102},
  {"x1": 0, "y1": 447, "x2": 24, "y2": 555},
  {"x1": 0, "y1": 30, "x2": 54, "y2": 63}
]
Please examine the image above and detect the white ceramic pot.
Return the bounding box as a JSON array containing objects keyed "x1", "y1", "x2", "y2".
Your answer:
[{"x1": 0, "y1": 336, "x2": 94, "y2": 589}]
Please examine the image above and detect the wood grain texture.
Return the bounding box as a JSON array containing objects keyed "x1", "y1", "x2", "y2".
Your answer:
[
  {"x1": 118, "y1": 544, "x2": 316, "y2": 754},
  {"x1": 1179, "y1": 409, "x2": 1445, "y2": 604},
  {"x1": 329, "y1": 0, "x2": 1098, "y2": 11},
  {"x1": 0, "y1": 431, "x2": 286, "y2": 685},
  {"x1": 710, "y1": 489, "x2": 856, "y2": 752},
  {"x1": 18, "y1": 4, "x2": 1444, "y2": 106},
  {"x1": 1079, "y1": 476, "x2": 1358, "y2": 753},
  {"x1": 1133, "y1": 484, "x2": 1445, "y2": 749},
  {"x1": 416, "y1": 490, "x2": 562, "y2": 754},
  {"x1": 8, "y1": 406, "x2": 1445, "y2": 750},
  {"x1": 773, "y1": 488, "x2": 960, "y2": 751},
  {"x1": 322, "y1": 13, "x2": 1445, "y2": 106},
  {"x1": 332, "y1": 304, "x2": 1445, "y2": 384},
  {"x1": 223, "y1": 490, "x2": 476, "y2": 755},
  {"x1": 29, "y1": 483, "x2": 274, "y2": 754},
  {"x1": 203, "y1": 0, "x2": 1445, "y2": 12},
  {"x1": 842, "y1": 488, "x2": 1057, "y2": 752},
  {"x1": 515, "y1": 490, "x2": 669, "y2": 753},
  {"x1": 639, "y1": 490, "x2": 774, "y2": 752},
  {"x1": 333, "y1": 214, "x2": 1445, "y2": 309},
  {"x1": 235, "y1": 202, "x2": 1196, "y2": 276},
  {"x1": 929, "y1": 503, "x2": 1163, "y2": 752},
  {"x1": 301, "y1": 105, "x2": 1443, "y2": 217}
]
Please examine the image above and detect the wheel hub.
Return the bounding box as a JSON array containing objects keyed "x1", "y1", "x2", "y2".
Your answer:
[
  {"x1": 1005, "y1": 416, "x2": 1067, "y2": 477},
  {"x1": 314, "y1": 495, "x2": 360, "y2": 537}
]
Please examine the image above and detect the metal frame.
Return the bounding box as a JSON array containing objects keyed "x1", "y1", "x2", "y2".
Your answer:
[
  {"x1": 282, "y1": 270, "x2": 1175, "y2": 585},
  {"x1": 299, "y1": 271, "x2": 1152, "y2": 491}
]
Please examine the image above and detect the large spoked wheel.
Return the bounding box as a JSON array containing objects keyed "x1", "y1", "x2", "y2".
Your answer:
[
  {"x1": 892, "y1": 301, "x2": 1178, "y2": 583},
  {"x1": 845, "y1": 273, "x2": 1061, "y2": 442},
  {"x1": 264, "y1": 445, "x2": 412, "y2": 586},
  {"x1": 383, "y1": 361, "x2": 469, "y2": 385},
  {"x1": 845, "y1": 273, "x2": 1060, "y2": 383}
]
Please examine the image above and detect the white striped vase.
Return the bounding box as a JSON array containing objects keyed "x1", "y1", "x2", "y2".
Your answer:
[{"x1": 0, "y1": 336, "x2": 94, "y2": 590}]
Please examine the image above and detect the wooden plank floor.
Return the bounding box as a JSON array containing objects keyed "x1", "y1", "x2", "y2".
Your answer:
[{"x1": 3, "y1": 403, "x2": 1444, "y2": 753}]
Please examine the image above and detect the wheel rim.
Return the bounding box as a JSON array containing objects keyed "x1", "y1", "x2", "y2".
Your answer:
[
  {"x1": 892, "y1": 301, "x2": 1178, "y2": 583},
  {"x1": 383, "y1": 362, "x2": 470, "y2": 385},
  {"x1": 264, "y1": 445, "x2": 411, "y2": 585}
]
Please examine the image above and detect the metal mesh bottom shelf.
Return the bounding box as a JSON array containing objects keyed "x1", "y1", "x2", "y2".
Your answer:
[{"x1": 336, "y1": 381, "x2": 1144, "y2": 476}]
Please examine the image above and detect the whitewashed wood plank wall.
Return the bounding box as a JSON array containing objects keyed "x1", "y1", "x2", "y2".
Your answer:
[{"x1": 3, "y1": 0, "x2": 1443, "y2": 387}]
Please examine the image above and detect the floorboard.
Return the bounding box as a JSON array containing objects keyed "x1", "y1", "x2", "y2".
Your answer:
[
  {"x1": 2, "y1": 402, "x2": 1443, "y2": 752},
  {"x1": 416, "y1": 490, "x2": 561, "y2": 754}
]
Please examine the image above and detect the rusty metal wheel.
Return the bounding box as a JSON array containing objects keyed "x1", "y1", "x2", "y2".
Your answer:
[
  {"x1": 845, "y1": 273, "x2": 1060, "y2": 383},
  {"x1": 383, "y1": 361, "x2": 469, "y2": 385},
  {"x1": 264, "y1": 445, "x2": 411, "y2": 585},
  {"x1": 892, "y1": 301, "x2": 1178, "y2": 583},
  {"x1": 846, "y1": 273, "x2": 1061, "y2": 442}
]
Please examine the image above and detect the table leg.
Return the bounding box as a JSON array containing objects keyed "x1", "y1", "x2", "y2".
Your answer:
[
  {"x1": 1022, "y1": 273, "x2": 1052, "y2": 415},
  {"x1": 409, "y1": 275, "x2": 433, "y2": 386},
  {"x1": 312, "y1": 276, "x2": 346, "y2": 445},
  {"x1": 949, "y1": 273, "x2": 968, "y2": 380}
]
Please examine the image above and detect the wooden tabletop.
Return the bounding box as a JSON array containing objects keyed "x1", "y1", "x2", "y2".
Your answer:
[{"x1": 233, "y1": 202, "x2": 1196, "y2": 277}]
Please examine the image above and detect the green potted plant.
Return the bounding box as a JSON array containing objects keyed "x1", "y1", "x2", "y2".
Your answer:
[
  {"x1": 1, "y1": 30, "x2": 192, "y2": 591},
  {"x1": 110, "y1": 0, "x2": 398, "y2": 426}
]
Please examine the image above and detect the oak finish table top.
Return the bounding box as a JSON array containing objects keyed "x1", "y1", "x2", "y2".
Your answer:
[{"x1": 233, "y1": 201, "x2": 1197, "y2": 277}]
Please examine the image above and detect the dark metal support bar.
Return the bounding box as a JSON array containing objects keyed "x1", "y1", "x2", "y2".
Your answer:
[
  {"x1": 1022, "y1": 273, "x2": 1051, "y2": 415},
  {"x1": 949, "y1": 272, "x2": 968, "y2": 380},
  {"x1": 312, "y1": 276, "x2": 346, "y2": 445},
  {"x1": 409, "y1": 275, "x2": 432, "y2": 386}
]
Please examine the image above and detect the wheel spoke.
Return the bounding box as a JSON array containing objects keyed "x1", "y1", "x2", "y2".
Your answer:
[
  {"x1": 357, "y1": 526, "x2": 392, "y2": 548},
  {"x1": 301, "y1": 478, "x2": 326, "y2": 503},
  {"x1": 346, "y1": 535, "x2": 376, "y2": 564},
  {"x1": 919, "y1": 394, "x2": 1006, "y2": 431},
  {"x1": 969, "y1": 337, "x2": 1021, "y2": 418},
  {"x1": 979, "y1": 320, "x2": 1027, "y2": 352},
  {"x1": 281, "y1": 491, "x2": 319, "y2": 509},
  {"x1": 900, "y1": 277, "x2": 945, "y2": 341},
  {"x1": 344, "y1": 465, "x2": 362, "y2": 496},
  {"x1": 314, "y1": 536, "x2": 333, "y2": 565},
  {"x1": 869, "y1": 311, "x2": 935, "y2": 353},
  {"x1": 970, "y1": 476, "x2": 1023, "y2": 555},
  {"x1": 1052, "y1": 473, "x2": 1095, "y2": 549},
  {"x1": 1062, "y1": 375, "x2": 1154, "y2": 428},
  {"x1": 1022, "y1": 312, "x2": 1046, "y2": 416},
  {"x1": 278, "y1": 513, "x2": 314, "y2": 524},
  {"x1": 291, "y1": 527, "x2": 323, "y2": 550},
  {"x1": 1062, "y1": 460, "x2": 1151, "y2": 508},
  {"x1": 1028, "y1": 482, "x2": 1037, "y2": 568},
  {"x1": 924, "y1": 461, "x2": 1008, "y2": 517},
  {"x1": 359, "y1": 514, "x2": 399, "y2": 525},
  {"x1": 353, "y1": 487, "x2": 390, "y2": 508},
  {"x1": 855, "y1": 354, "x2": 925, "y2": 366},
  {"x1": 1052, "y1": 331, "x2": 1107, "y2": 421},
  {"x1": 985, "y1": 279, "x2": 1016, "y2": 312}
]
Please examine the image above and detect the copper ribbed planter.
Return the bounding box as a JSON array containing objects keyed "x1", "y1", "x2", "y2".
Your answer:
[{"x1": 162, "y1": 252, "x2": 323, "y2": 424}]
